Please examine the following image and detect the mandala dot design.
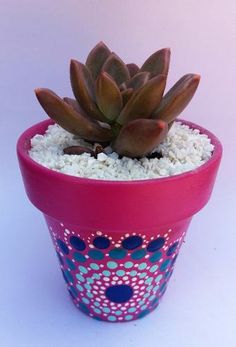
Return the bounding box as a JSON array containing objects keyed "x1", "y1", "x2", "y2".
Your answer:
[{"x1": 52, "y1": 224, "x2": 182, "y2": 322}]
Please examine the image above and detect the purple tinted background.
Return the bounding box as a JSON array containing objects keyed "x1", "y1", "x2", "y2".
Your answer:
[{"x1": 0, "y1": 0, "x2": 235, "y2": 346}]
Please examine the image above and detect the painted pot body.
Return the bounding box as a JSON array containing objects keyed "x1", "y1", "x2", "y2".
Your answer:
[{"x1": 17, "y1": 119, "x2": 222, "y2": 322}]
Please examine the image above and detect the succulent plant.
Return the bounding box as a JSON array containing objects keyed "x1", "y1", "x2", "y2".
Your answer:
[{"x1": 35, "y1": 42, "x2": 200, "y2": 158}]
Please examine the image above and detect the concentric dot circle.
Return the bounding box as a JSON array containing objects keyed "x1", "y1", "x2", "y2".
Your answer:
[
  {"x1": 149, "y1": 251, "x2": 162, "y2": 263},
  {"x1": 125, "y1": 315, "x2": 133, "y2": 321},
  {"x1": 90, "y1": 263, "x2": 100, "y2": 270},
  {"x1": 128, "y1": 307, "x2": 136, "y2": 313},
  {"x1": 102, "y1": 307, "x2": 110, "y2": 313},
  {"x1": 105, "y1": 285, "x2": 133, "y2": 303},
  {"x1": 73, "y1": 252, "x2": 86, "y2": 262},
  {"x1": 138, "y1": 263, "x2": 147, "y2": 270},
  {"x1": 131, "y1": 249, "x2": 146, "y2": 260},
  {"x1": 155, "y1": 274, "x2": 163, "y2": 283},
  {"x1": 57, "y1": 239, "x2": 69, "y2": 255},
  {"x1": 78, "y1": 265, "x2": 88, "y2": 274},
  {"x1": 109, "y1": 248, "x2": 127, "y2": 259},
  {"x1": 107, "y1": 261, "x2": 118, "y2": 269},
  {"x1": 82, "y1": 297, "x2": 90, "y2": 304},
  {"x1": 103, "y1": 270, "x2": 111, "y2": 276},
  {"x1": 88, "y1": 250, "x2": 104, "y2": 260},
  {"x1": 153, "y1": 285, "x2": 160, "y2": 292},
  {"x1": 138, "y1": 272, "x2": 147, "y2": 279},
  {"x1": 122, "y1": 235, "x2": 143, "y2": 250},
  {"x1": 166, "y1": 241, "x2": 179, "y2": 256},
  {"x1": 108, "y1": 315, "x2": 117, "y2": 322},
  {"x1": 147, "y1": 237, "x2": 165, "y2": 252},
  {"x1": 69, "y1": 236, "x2": 86, "y2": 251},
  {"x1": 124, "y1": 261, "x2": 133, "y2": 269},
  {"x1": 145, "y1": 277, "x2": 154, "y2": 285},
  {"x1": 84, "y1": 283, "x2": 91, "y2": 290},
  {"x1": 93, "y1": 236, "x2": 110, "y2": 249},
  {"x1": 76, "y1": 284, "x2": 84, "y2": 292},
  {"x1": 93, "y1": 308, "x2": 101, "y2": 314},
  {"x1": 87, "y1": 292, "x2": 93, "y2": 298},
  {"x1": 116, "y1": 270, "x2": 125, "y2": 277},
  {"x1": 150, "y1": 264, "x2": 158, "y2": 273},
  {"x1": 114, "y1": 310, "x2": 122, "y2": 316},
  {"x1": 129, "y1": 270, "x2": 138, "y2": 277},
  {"x1": 76, "y1": 273, "x2": 85, "y2": 282}
]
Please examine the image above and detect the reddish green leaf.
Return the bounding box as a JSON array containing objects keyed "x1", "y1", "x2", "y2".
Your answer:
[
  {"x1": 153, "y1": 74, "x2": 200, "y2": 123},
  {"x1": 127, "y1": 72, "x2": 150, "y2": 90},
  {"x1": 63, "y1": 97, "x2": 89, "y2": 118},
  {"x1": 85, "y1": 41, "x2": 111, "y2": 80},
  {"x1": 126, "y1": 63, "x2": 139, "y2": 77},
  {"x1": 96, "y1": 72, "x2": 123, "y2": 121},
  {"x1": 102, "y1": 53, "x2": 130, "y2": 86},
  {"x1": 141, "y1": 48, "x2": 170, "y2": 76},
  {"x1": 113, "y1": 119, "x2": 168, "y2": 158},
  {"x1": 121, "y1": 88, "x2": 134, "y2": 105},
  {"x1": 70, "y1": 59, "x2": 106, "y2": 122},
  {"x1": 117, "y1": 74, "x2": 167, "y2": 125},
  {"x1": 63, "y1": 145, "x2": 95, "y2": 156},
  {"x1": 35, "y1": 88, "x2": 112, "y2": 142}
]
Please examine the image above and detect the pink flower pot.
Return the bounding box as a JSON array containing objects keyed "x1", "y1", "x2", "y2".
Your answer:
[{"x1": 17, "y1": 119, "x2": 222, "y2": 322}]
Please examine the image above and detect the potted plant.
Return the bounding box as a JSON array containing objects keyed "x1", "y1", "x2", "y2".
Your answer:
[{"x1": 17, "y1": 42, "x2": 222, "y2": 322}]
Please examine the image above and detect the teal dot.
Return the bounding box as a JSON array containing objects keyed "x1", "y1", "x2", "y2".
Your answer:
[
  {"x1": 149, "y1": 251, "x2": 162, "y2": 263},
  {"x1": 102, "y1": 307, "x2": 110, "y2": 313},
  {"x1": 92, "y1": 273, "x2": 100, "y2": 280},
  {"x1": 160, "y1": 259, "x2": 171, "y2": 272},
  {"x1": 90, "y1": 263, "x2": 100, "y2": 270},
  {"x1": 155, "y1": 274, "x2": 163, "y2": 283},
  {"x1": 76, "y1": 273, "x2": 85, "y2": 282},
  {"x1": 138, "y1": 262, "x2": 147, "y2": 270},
  {"x1": 94, "y1": 301, "x2": 100, "y2": 307},
  {"x1": 84, "y1": 283, "x2": 92, "y2": 290},
  {"x1": 94, "y1": 308, "x2": 101, "y2": 314},
  {"x1": 141, "y1": 304, "x2": 147, "y2": 311},
  {"x1": 76, "y1": 284, "x2": 84, "y2": 292},
  {"x1": 129, "y1": 270, "x2": 137, "y2": 277},
  {"x1": 131, "y1": 249, "x2": 146, "y2": 260},
  {"x1": 153, "y1": 285, "x2": 160, "y2": 292},
  {"x1": 102, "y1": 270, "x2": 111, "y2": 276},
  {"x1": 138, "y1": 272, "x2": 147, "y2": 279},
  {"x1": 88, "y1": 249, "x2": 104, "y2": 260},
  {"x1": 87, "y1": 292, "x2": 93, "y2": 298},
  {"x1": 144, "y1": 292, "x2": 151, "y2": 298},
  {"x1": 150, "y1": 265, "x2": 158, "y2": 273},
  {"x1": 73, "y1": 252, "x2": 86, "y2": 263},
  {"x1": 147, "y1": 285, "x2": 154, "y2": 291},
  {"x1": 124, "y1": 261, "x2": 133, "y2": 269},
  {"x1": 87, "y1": 277, "x2": 94, "y2": 284},
  {"x1": 107, "y1": 261, "x2": 118, "y2": 269},
  {"x1": 66, "y1": 258, "x2": 76, "y2": 270},
  {"x1": 149, "y1": 295, "x2": 156, "y2": 301},
  {"x1": 114, "y1": 310, "x2": 122, "y2": 316},
  {"x1": 108, "y1": 315, "x2": 117, "y2": 321},
  {"x1": 82, "y1": 297, "x2": 90, "y2": 304},
  {"x1": 125, "y1": 315, "x2": 133, "y2": 321},
  {"x1": 128, "y1": 307, "x2": 136, "y2": 313},
  {"x1": 139, "y1": 300, "x2": 145, "y2": 306},
  {"x1": 78, "y1": 265, "x2": 88, "y2": 274},
  {"x1": 109, "y1": 248, "x2": 127, "y2": 259},
  {"x1": 116, "y1": 270, "x2": 125, "y2": 277},
  {"x1": 145, "y1": 277, "x2": 154, "y2": 284},
  {"x1": 64, "y1": 270, "x2": 73, "y2": 283}
]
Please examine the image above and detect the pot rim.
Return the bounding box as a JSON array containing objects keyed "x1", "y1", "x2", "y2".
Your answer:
[{"x1": 17, "y1": 118, "x2": 222, "y2": 186}]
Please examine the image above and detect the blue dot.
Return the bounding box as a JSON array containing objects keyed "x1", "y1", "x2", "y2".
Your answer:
[
  {"x1": 122, "y1": 236, "x2": 143, "y2": 250},
  {"x1": 88, "y1": 250, "x2": 104, "y2": 260},
  {"x1": 160, "y1": 259, "x2": 171, "y2": 272},
  {"x1": 124, "y1": 261, "x2": 133, "y2": 269},
  {"x1": 87, "y1": 292, "x2": 93, "y2": 298},
  {"x1": 150, "y1": 297, "x2": 159, "y2": 307},
  {"x1": 87, "y1": 277, "x2": 94, "y2": 283},
  {"x1": 147, "y1": 237, "x2": 165, "y2": 252},
  {"x1": 66, "y1": 258, "x2": 76, "y2": 270},
  {"x1": 78, "y1": 265, "x2": 88, "y2": 274},
  {"x1": 139, "y1": 300, "x2": 145, "y2": 306},
  {"x1": 107, "y1": 261, "x2": 118, "y2": 269},
  {"x1": 141, "y1": 304, "x2": 147, "y2": 311},
  {"x1": 108, "y1": 315, "x2": 117, "y2": 322},
  {"x1": 56, "y1": 251, "x2": 64, "y2": 265},
  {"x1": 131, "y1": 249, "x2": 146, "y2": 260},
  {"x1": 57, "y1": 239, "x2": 69, "y2": 255},
  {"x1": 94, "y1": 308, "x2": 101, "y2": 314},
  {"x1": 93, "y1": 236, "x2": 110, "y2": 249},
  {"x1": 102, "y1": 307, "x2": 110, "y2": 313},
  {"x1": 82, "y1": 297, "x2": 90, "y2": 304},
  {"x1": 102, "y1": 270, "x2": 111, "y2": 276},
  {"x1": 73, "y1": 252, "x2": 86, "y2": 262},
  {"x1": 130, "y1": 270, "x2": 138, "y2": 277},
  {"x1": 128, "y1": 307, "x2": 136, "y2": 313},
  {"x1": 144, "y1": 292, "x2": 151, "y2": 298},
  {"x1": 76, "y1": 273, "x2": 85, "y2": 282},
  {"x1": 147, "y1": 285, "x2": 154, "y2": 291},
  {"x1": 149, "y1": 295, "x2": 156, "y2": 301},
  {"x1": 92, "y1": 273, "x2": 100, "y2": 280},
  {"x1": 171, "y1": 254, "x2": 178, "y2": 266},
  {"x1": 116, "y1": 270, "x2": 125, "y2": 277},
  {"x1": 138, "y1": 309, "x2": 150, "y2": 319},
  {"x1": 62, "y1": 269, "x2": 73, "y2": 283},
  {"x1": 76, "y1": 284, "x2": 84, "y2": 292},
  {"x1": 105, "y1": 285, "x2": 133, "y2": 303},
  {"x1": 160, "y1": 282, "x2": 167, "y2": 295},
  {"x1": 70, "y1": 236, "x2": 86, "y2": 251},
  {"x1": 153, "y1": 285, "x2": 160, "y2": 292},
  {"x1": 93, "y1": 316, "x2": 103, "y2": 321},
  {"x1": 149, "y1": 251, "x2": 162, "y2": 263},
  {"x1": 84, "y1": 283, "x2": 92, "y2": 290},
  {"x1": 155, "y1": 274, "x2": 163, "y2": 283},
  {"x1": 150, "y1": 265, "x2": 158, "y2": 273},
  {"x1": 114, "y1": 310, "x2": 122, "y2": 316},
  {"x1": 68, "y1": 286, "x2": 78, "y2": 299},
  {"x1": 90, "y1": 263, "x2": 100, "y2": 270},
  {"x1": 94, "y1": 301, "x2": 100, "y2": 307},
  {"x1": 79, "y1": 302, "x2": 89, "y2": 314},
  {"x1": 166, "y1": 241, "x2": 179, "y2": 256},
  {"x1": 138, "y1": 263, "x2": 147, "y2": 270},
  {"x1": 125, "y1": 315, "x2": 133, "y2": 321},
  {"x1": 109, "y1": 248, "x2": 127, "y2": 259},
  {"x1": 164, "y1": 269, "x2": 173, "y2": 280},
  {"x1": 145, "y1": 277, "x2": 154, "y2": 284}
]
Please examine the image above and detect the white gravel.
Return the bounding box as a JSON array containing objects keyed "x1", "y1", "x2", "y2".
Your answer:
[{"x1": 29, "y1": 122, "x2": 214, "y2": 180}]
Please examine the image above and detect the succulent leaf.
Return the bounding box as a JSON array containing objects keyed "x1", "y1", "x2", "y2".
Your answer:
[
  {"x1": 114, "y1": 119, "x2": 168, "y2": 158},
  {"x1": 102, "y1": 53, "x2": 130, "y2": 86},
  {"x1": 127, "y1": 71, "x2": 150, "y2": 90},
  {"x1": 63, "y1": 145, "x2": 95, "y2": 156},
  {"x1": 96, "y1": 72, "x2": 123, "y2": 121},
  {"x1": 70, "y1": 59, "x2": 106, "y2": 122},
  {"x1": 85, "y1": 41, "x2": 111, "y2": 80},
  {"x1": 153, "y1": 74, "x2": 200, "y2": 123},
  {"x1": 35, "y1": 88, "x2": 112, "y2": 142},
  {"x1": 141, "y1": 48, "x2": 170, "y2": 76},
  {"x1": 63, "y1": 97, "x2": 89, "y2": 118},
  {"x1": 121, "y1": 88, "x2": 134, "y2": 105},
  {"x1": 126, "y1": 63, "x2": 139, "y2": 77},
  {"x1": 117, "y1": 74, "x2": 167, "y2": 125}
]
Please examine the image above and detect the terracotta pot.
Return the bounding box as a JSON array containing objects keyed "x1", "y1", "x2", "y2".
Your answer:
[{"x1": 17, "y1": 119, "x2": 222, "y2": 322}]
